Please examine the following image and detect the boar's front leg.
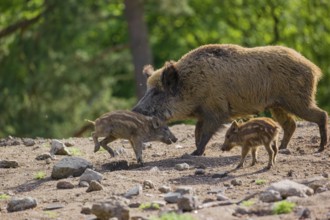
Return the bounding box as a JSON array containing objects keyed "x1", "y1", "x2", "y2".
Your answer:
[
  {"x1": 99, "y1": 135, "x2": 116, "y2": 157},
  {"x1": 192, "y1": 117, "x2": 222, "y2": 156}
]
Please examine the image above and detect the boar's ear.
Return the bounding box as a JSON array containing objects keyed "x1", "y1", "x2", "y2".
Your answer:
[
  {"x1": 151, "y1": 117, "x2": 162, "y2": 128},
  {"x1": 143, "y1": 65, "x2": 154, "y2": 78},
  {"x1": 161, "y1": 61, "x2": 179, "y2": 96},
  {"x1": 231, "y1": 121, "x2": 239, "y2": 133}
]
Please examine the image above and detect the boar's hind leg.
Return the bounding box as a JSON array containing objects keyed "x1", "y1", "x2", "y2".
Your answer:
[
  {"x1": 100, "y1": 135, "x2": 116, "y2": 157},
  {"x1": 192, "y1": 119, "x2": 220, "y2": 156},
  {"x1": 270, "y1": 108, "x2": 296, "y2": 150},
  {"x1": 290, "y1": 105, "x2": 328, "y2": 152}
]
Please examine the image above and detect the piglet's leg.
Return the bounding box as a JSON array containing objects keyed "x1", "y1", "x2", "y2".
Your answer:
[
  {"x1": 100, "y1": 135, "x2": 116, "y2": 157},
  {"x1": 264, "y1": 143, "x2": 275, "y2": 169},
  {"x1": 251, "y1": 148, "x2": 259, "y2": 166},
  {"x1": 236, "y1": 147, "x2": 249, "y2": 169},
  {"x1": 92, "y1": 132, "x2": 101, "y2": 152},
  {"x1": 131, "y1": 141, "x2": 144, "y2": 166}
]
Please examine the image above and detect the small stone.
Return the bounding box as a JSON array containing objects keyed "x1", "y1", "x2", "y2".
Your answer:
[
  {"x1": 79, "y1": 181, "x2": 89, "y2": 188},
  {"x1": 23, "y1": 138, "x2": 35, "y2": 146},
  {"x1": 175, "y1": 186, "x2": 194, "y2": 195},
  {"x1": 322, "y1": 173, "x2": 329, "y2": 178},
  {"x1": 287, "y1": 169, "x2": 295, "y2": 177},
  {"x1": 143, "y1": 180, "x2": 155, "y2": 189},
  {"x1": 195, "y1": 169, "x2": 205, "y2": 175},
  {"x1": 0, "y1": 160, "x2": 19, "y2": 168},
  {"x1": 81, "y1": 207, "x2": 92, "y2": 215},
  {"x1": 64, "y1": 142, "x2": 75, "y2": 147},
  {"x1": 299, "y1": 207, "x2": 312, "y2": 219},
  {"x1": 175, "y1": 145, "x2": 184, "y2": 149},
  {"x1": 231, "y1": 179, "x2": 242, "y2": 186},
  {"x1": 43, "y1": 203, "x2": 64, "y2": 210},
  {"x1": 150, "y1": 166, "x2": 160, "y2": 172},
  {"x1": 259, "y1": 190, "x2": 282, "y2": 203},
  {"x1": 91, "y1": 198, "x2": 130, "y2": 220},
  {"x1": 57, "y1": 181, "x2": 74, "y2": 189},
  {"x1": 124, "y1": 185, "x2": 143, "y2": 198},
  {"x1": 79, "y1": 168, "x2": 103, "y2": 184},
  {"x1": 267, "y1": 179, "x2": 314, "y2": 198},
  {"x1": 164, "y1": 192, "x2": 181, "y2": 203},
  {"x1": 212, "y1": 171, "x2": 228, "y2": 178},
  {"x1": 50, "y1": 139, "x2": 71, "y2": 156},
  {"x1": 114, "y1": 146, "x2": 128, "y2": 156},
  {"x1": 158, "y1": 185, "x2": 171, "y2": 193},
  {"x1": 316, "y1": 187, "x2": 327, "y2": 193},
  {"x1": 35, "y1": 153, "x2": 53, "y2": 161},
  {"x1": 86, "y1": 180, "x2": 103, "y2": 192},
  {"x1": 7, "y1": 197, "x2": 37, "y2": 212},
  {"x1": 45, "y1": 158, "x2": 52, "y2": 164},
  {"x1": 216, "y1": 193, "x2": 229, "y2": 201},
  {"x1": 177, "y1": 195, "x2": 199, "y2": 211},
  {"x1": 175, "y1": 163, "x2": 190, "y2": 171}
]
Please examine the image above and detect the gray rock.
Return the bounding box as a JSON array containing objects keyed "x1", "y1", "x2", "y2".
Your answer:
[
  {"x1": 51, "y1": 157, "x2": 93, "y2": 179},
  {"x1": 50, "y1": 139, "x2": 71, "y2": 156},
  {"x1": 212, "y1": 171, "x2": 228, "y2": 178},
  {"x1": 81, "y1": 207, "x2": 92, "y2": 215},
  {"x1": 164, "y1": 192, "x2": 182, "y2": 203},
  {"x1": 35, "y1": 153, "x2": 53, "y2": 161},
  {"x1": 175, "y1": 186, "x2": 194, "y2": 195},
  {"x1": 158, "y1": 185, "x2": 171, "y2": 193},
  {"x1": 298, "y1": 207, "x2": 312, "y2": 219},
  {"x1": 175, "y1": 163, "x2": 190, "y2": 171},
  {"x1": 0, "y1": 160, "x2": 19, "y2": 168},
  {"x1": 216, "y1": 193, "x2": 230, "y2": 201},
  {"x1": 177, "y1": 195, "x2": 199, "y2": 211},
  {"x1": 143, "y1": 180, "x2": 155, "y2": 189},
  {"x1": 91, "y1": 198, "x2": 130, "y2": 220},
  {"x1": 86, "y1": 180, "x2": 103, "y2": 192},
  {"x1": 150, "y1": 166, "x2": 160, "y2": 172},
  {"x1": 79, "y1": 181, "x2": 89, "y2": 188},
  {"x1": 231, "y1": 179, "x2": 242, "y2": 186},
  {"x1": 267, "y1": 179, "x2": 314, "y2": 198},
  {"x1": 195, "y1": 169, "x2": 205, "y2": 175},
  {"x1": 56, "y1": 181, "x2": 74, "y2": 189},
  {"x1": 79, "y1": 168, "x2": 103, "y2": 184},
  {"x1": 114, "y1": 146, "x2": 128, "y2": 156},
  {"x1": 300, "y1": 176, "x2": 330, "y2": 193},
  {"x1": 7, "y1": 197, "x2": 37, "y2": 212},
  {"x1": 23, "y1": 138, "x2": 35, "y2": 146},
  {"x1": 259, "y1": 190, "x2": 282, "y2": 203},
  {"x1": 43, "y1": 203, "x2": 64, "y2": 210},
  {"x1": 124, "y1": 185, "x2": 143, "y2": 198}
]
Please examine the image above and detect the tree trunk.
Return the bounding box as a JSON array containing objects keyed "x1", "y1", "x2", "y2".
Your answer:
[{"x1": 124, "y1": 0, "x2": 153, "y2": 99}]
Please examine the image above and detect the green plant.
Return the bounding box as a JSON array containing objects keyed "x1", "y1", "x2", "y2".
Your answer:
[
  {"x1": 34, "y1": 171, "x2": 46, "y2": 180},
  {"x1": 44, "y1": 211, "x2": 58, "y2": 218},
  {"x1": 272, "y1": 201, "x2": 296, "y2": 215},
  {"x1": 139, "y1": 202, "x2": 160, "y2": 210},
  {"x1": 0, "y1": 194, "x2": 10, "y2": 200},
  {"x1": 255, "y1": 179, "x2": 267, "y2": 185},
  {"x1": 69, "y1": 147, "x2": 82, "y2": 156},
  {"x1": 241, "y1": 200, "x2": 255, "y2": 207},
  {"x1": 151, "y1": 212, "x2": 196, "y2": 220}
]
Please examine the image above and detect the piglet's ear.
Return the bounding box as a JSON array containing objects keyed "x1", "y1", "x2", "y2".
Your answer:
[
  {"x1": 143, "y1": 65, "x2": 154, "y2": 78},
  {"x1": 161, "y1": 61, "x2": 179, "y2": 96},
  {"x1": 151, "y1": 117, "x2": 161, "y2": 129},
  {"x1": 231, "y1": 121, "x2": 239, "y2": 133}
]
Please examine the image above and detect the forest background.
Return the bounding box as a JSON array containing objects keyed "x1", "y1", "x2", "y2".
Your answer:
[{"x1": 1, "y1": 0, "x2": 330, "y2": 138}]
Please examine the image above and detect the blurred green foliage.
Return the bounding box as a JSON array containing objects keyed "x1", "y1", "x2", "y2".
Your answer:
[{"x1": 1, "y1": 0, "x2": 330, "y2": 138}]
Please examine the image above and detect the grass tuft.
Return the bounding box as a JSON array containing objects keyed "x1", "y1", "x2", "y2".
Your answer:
[
  {"x1": 34, "y1": 171, "x2": 46, "y2": 180},
  {"x1": 151, "y1": 212, "x2": 196, "y2": 220},
  {"x1": 272, "y1": 200, "x2": 296, "y2": 214}
]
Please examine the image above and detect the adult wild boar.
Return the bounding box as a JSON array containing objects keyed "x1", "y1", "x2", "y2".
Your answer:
[{"x1": 132, "y1": 44, "x2": 328, "y2": 156}]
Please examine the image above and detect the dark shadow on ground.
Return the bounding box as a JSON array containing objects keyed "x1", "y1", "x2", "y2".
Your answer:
[{"x1": 6, "y1": 177, "x2": 53, "y2": 193}]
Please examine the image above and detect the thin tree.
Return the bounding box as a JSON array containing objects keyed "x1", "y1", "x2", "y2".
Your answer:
[{"x1": 124, "y1": 0, "x2": 153, "y2": 99}]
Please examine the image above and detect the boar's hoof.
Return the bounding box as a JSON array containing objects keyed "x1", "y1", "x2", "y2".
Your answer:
[
  {"x1": 94, "y1": 144, "x2": 101, "y2": 153},
  {"x1": 317, "y1": 146, "x2": 325, "y2": 153},
  {"x1": 107, "y1": 148, "x2": 115, "y2": 157},
  {"x1": 191, "y1": 149, "x2": 204, "y2": 156},
  {"x1": 279, "y1": 144, "x2": 287, "y2": 150}
]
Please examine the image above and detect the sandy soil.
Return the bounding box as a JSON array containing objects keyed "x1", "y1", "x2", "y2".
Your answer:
[{"x1": 0, "y1": 121, "x2": 330, "y2": 220}]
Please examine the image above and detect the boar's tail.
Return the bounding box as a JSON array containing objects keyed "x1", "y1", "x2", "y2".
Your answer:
[{"x1": 84, "y1": 119, "x2": 95, "y2": 125}]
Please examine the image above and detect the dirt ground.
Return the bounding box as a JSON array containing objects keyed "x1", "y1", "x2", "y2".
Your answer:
[{"x1": 0, "y1": 121, "x2": 330, "y2": 220}]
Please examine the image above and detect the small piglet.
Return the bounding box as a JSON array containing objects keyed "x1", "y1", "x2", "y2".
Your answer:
[
  {"x1": 89, "y1": 110, "x2": 177, "y2": 164},
  {"x1": 221, "y1": 117, "x2": 280, "y2": 169}
]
